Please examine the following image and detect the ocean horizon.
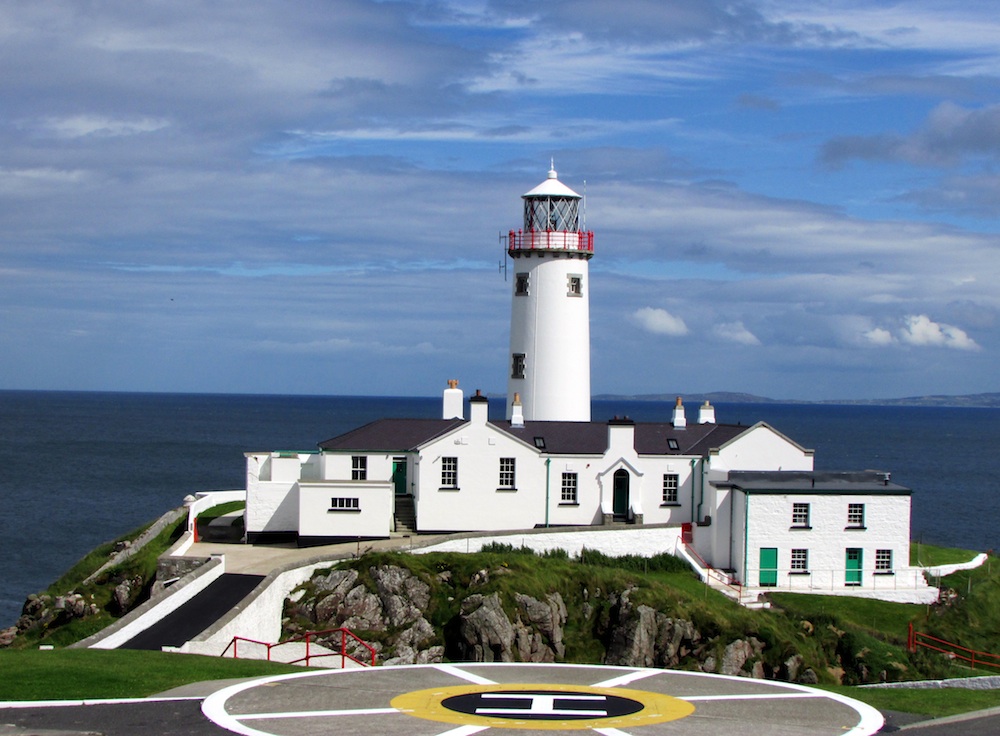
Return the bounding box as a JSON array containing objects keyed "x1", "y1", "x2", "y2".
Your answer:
[{"x1": 1, "y1": 389, "x2": 997, "y2": 627}]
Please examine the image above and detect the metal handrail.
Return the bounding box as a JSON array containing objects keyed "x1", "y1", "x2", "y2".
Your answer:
[
  {"x1": 222, "y1": 628, "x2": 376, "y2": 668},
  {"x1": 508, "y1": 229, "x2": 594, "y2": 253},
  {"x1": 908, "y1": 623, "x2": 1000, "y2": 670}
]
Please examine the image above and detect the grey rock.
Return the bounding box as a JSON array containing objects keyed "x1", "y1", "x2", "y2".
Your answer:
[
  {"x1": 783, "y1": 654, "x2": 803, "y2": 682},
  {"x1": 0, "y1": 626, "x2": 16, "y2": 648},
  {"x1": 458, "y1": 593, "x2": 515, "y2": 662},
  {"x1": 339, "y1": 585, "x2": 386, "y2": 632},
  {"x1": 371, "y1": 565, "x2": 430, "y2": 627},
  {"x1": 721, "y1": 639, "x2": 756, "y2": 676},
  {"x1": 798, "y1": 668, "x2": 819, "y2": 685}
]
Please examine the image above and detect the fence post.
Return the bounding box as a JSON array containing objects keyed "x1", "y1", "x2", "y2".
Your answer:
[
  {"x1": 907, "y1": 622, "x2": 914, "y2": 652},
  {"x1": 342, "y1": 629, "x2": 347, "y2": 669}
]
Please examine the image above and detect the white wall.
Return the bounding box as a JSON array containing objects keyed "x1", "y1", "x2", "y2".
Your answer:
[
  {"x1": 710, "y1": 424, "x2": 814, "y2": 472},
  {"x1": 415, "y1": 421, "x2": 546, "y2": 532},
  {"x1": 298, "y1": 481, "x2": 393, "y2": 539},
  {"x1": 507, "y1": 256, "x2": 591, "y2": 422},
  {"x1": 743, "y1": 492, "x2": 912, "y2": 592}
]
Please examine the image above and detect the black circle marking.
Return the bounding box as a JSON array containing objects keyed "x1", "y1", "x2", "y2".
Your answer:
[{"x1": 441, "y1": 689, "x2": 644, "y2": 721}]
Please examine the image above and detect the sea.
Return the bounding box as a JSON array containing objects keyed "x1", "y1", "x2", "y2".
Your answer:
[{"x1": 1, "y1": 390, "x2": 998, "y2": 628}]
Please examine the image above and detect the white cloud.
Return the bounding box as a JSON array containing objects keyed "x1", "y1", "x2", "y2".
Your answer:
[
  {"x1": 863, "y1": 327, "x2": 895, "y2": 346},
  {"x1": 899, "y1": 314, "x2": 980, "y2": 351},
  {"x1": 712, "y1": 321, "x2": 761, "y2": 345},
  {"x1": 40, "y1": 115, "x2": 169, "y2": 139},
  {"x1": 633, "y1": 307, "x2": 689, "y2": 336}
]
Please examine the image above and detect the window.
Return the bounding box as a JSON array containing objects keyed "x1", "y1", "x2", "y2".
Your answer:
[
  {"x1": 667, "y1": 438, "x2": 680, "y2": 451},
  {"x1": 790, "y1": 549, "x2": 809, "y2": 572},
  {"x1": 441, "y1": 457, "x2": 458, "y2": 488},
  {"x1": 875, "y1": 549, "x2": 893, "y2": 572},
  {"x1": 847, "y1": 503, "x2": 866, "y2": 528},
  {"x1": 662, "y1": 474, "x2": 679, "y2": 504},
  {"x1": 791, "y1": 502, "x2": 811, "y2": 528},
  {"x1": 499, "y1": 458, "x2": 516, "y2": 489},
  {"x1": 351, "y1": 456, "x2": 367, "y2": 481},
  {"x1": 567, "y1": 274, "x2": 583, "y2": 297},
  {"x1": 511, "y1": 353, "x2": 525, "y2": 379},
  {"x1": 561, "y1": 472, "x2": 578, "y2": 504},
  {"x1": 515, "y1": 273, "x2": 529, "y2": 296},
  {"x1": 330, "y1": 497, "x2": 359, "y2": 512},
  {"x1": 533, "y1": 436, "x2": 546, "y2": 449}
]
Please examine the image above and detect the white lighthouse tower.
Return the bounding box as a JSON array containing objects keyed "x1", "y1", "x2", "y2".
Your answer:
[{"x1": 505, "y1": 165, "x2": 594, "y2": 422}]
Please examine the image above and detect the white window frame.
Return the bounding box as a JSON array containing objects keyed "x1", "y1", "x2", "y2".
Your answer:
[
  {"x1": 441, "y1": 456, "x2": 458, "y2": 489},
  {"x1": 561, "y1": 472, "x2": 578, "y2": 504},
  {"x1": 351, "y1": 456, "x2": 367, "y2": 481},
  {"x1": 330, "y1": 497, "x2": 360, "y2": 512},
  {"x1": 567, "y1": 274, "x2": 583, "y2": 297},
  {"x1": 498, "y1": 457, "x2": 516, "y2": 489},
  {"x1": 662, "y1": 473, "x2": 679, "y2": 504},
  {"x1": 875, "y1": 549, "x2": 893, "y2": 572},
  {"x1": 791, "y1": 502, "x2": 811, "y2": 528},
  {"x1": 847, "y1": 503, "x2": 866, "y2": 528},
  {"x1": 790, "y1": 548, "x2": 809, "y2": 572}
]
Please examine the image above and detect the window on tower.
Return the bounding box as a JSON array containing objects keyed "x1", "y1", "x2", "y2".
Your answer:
[
  {"x1": 567, "y1": 274, "x2": 583, "y2": 297},
  {"x1": 515, "y1": 273, "x2": 529, "y2": 296},
  {"x1": 511, "y1": 353, "x2": 525, "y2": 379}
]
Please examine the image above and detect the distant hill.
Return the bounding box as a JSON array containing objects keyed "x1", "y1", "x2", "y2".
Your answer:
[{"x1": 593, "y1": 392, "x2": 1000, "y2": 408}]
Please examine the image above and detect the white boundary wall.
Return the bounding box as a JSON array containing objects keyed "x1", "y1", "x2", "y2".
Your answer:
[
  {"x1": 414, "y1": 526, "x2": 683, "y2": 557},
  {"x1": 80, "y1": 555, "x2": 226, "y2": 649}
]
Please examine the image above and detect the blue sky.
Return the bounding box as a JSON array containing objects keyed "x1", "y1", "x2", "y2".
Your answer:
[{"x1": 1, "y1": 1, "x2": 998, "y2": 400}]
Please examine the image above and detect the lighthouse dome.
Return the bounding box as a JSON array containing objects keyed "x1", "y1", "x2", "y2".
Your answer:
[{"x1": 522, "y1": 166, "x2": 582, "y2": 199}]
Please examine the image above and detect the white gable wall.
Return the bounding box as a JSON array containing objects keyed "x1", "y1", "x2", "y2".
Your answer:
[
  {"x1": 742, "y1": 492, "x2": 911, "y2": 592},
  {"x1": 710, "y1": 424, "x2": 814, "y2": 472},
  {"x1": 414, "y1": 422, "x2": 546, "y2": 532}
]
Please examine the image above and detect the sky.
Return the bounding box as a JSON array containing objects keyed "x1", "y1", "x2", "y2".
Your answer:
[{"x1": 2, "y1": 1, "x2": 999, "y2": 401}]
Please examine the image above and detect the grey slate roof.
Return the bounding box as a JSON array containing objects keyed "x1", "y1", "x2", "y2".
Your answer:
[
  {"x1": 318, "y1": 416, "x2": 761, "y2": 457},
  {"x1": 720, "y1": 470, "x2": 911, "y2": 495}
]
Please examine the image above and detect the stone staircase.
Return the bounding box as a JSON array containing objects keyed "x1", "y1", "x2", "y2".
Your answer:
[{"x1": 394, "y1": 495, "x2": 416, "y2": 533}]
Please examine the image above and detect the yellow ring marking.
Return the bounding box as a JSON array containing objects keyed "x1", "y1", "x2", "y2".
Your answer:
[{"x1": 390, "y1": 682, "x2": 695, "y2": 731}]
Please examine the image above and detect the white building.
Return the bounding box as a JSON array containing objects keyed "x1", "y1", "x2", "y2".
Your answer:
[{"x1": 242, "y1": 168, "x2": 930, "y2": 602}]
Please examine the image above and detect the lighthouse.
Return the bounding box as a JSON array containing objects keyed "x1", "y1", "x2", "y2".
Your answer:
[{"x1": 506, "y1": 165, "x2": 594, "y2": 422}]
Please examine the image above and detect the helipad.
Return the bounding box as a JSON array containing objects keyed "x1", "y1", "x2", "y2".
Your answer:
[{"x1": 201, "y1": 662, "x2": 884, "y2": 736}]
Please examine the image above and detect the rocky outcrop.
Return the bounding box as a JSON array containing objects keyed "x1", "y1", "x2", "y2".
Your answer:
[
  {"x1": 289, "y1": 564, "x2": 442, "y2": 665},
  {"x1": 601, "y1": 587, "x2": 703, "y2": 669},
  {"x1": 286, "y1": 560, "x2": 830, "y2": 682},
  {"x1": 0, "y1": 593, "x2": 101, "y2": 647}
]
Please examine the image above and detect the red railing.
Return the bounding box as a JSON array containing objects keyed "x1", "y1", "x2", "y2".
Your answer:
[
  {"x1": 908, "y1": 623, "x2": 1000, "y2": 670},
  {"x1": 508, "y1": 229, "x2": 594, "y2": 254},
  {"x1": 678, "y1": 540, "x2": 744, "y2": 600},
  {"x1": 221, "y1": 628, "x2": 376, "y2": 668}
]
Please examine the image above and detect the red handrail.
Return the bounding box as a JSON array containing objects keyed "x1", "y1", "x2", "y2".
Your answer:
[
  {"x1": 679, "y1": 540, "x2": 744, "y2": 599},
  {"x1": 908, "y1": 622, "x2": 1000, "y2": 670},
  {"x1": 508, "y1": 229, "x2": 594, "y2": 253},
  {"x1": 222, "y1": 628, "x2": 376, "y2": 668}
]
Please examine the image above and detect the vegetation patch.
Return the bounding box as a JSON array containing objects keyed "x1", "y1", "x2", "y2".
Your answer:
[{"x1": 0, "y1": 649, "x2": 299, "y2": 701}]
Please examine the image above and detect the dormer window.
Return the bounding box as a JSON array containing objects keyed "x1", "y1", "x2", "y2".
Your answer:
[{"x1": 667, "y1": 438, "x2": 680, "y2": 451}]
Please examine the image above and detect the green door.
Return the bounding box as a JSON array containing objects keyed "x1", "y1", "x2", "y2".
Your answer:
[
  {"x1": 846, "y1": 548, "x2": 863, "y2": 586},
  {"x1": 613, "y1": 469, "x2": 629, "y2": 518},
  {"x1": 392, "y1": 459, "x2": 407, "y2": 495},
  {"x1": 759, "y1": 548, "x2": 778, "y2": 587}
]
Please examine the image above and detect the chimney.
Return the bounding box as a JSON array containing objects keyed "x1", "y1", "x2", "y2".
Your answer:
[
  {"x1": 469, "y1": 389, "x2": 489, "y2": 424},
  {"x1": 442, "y1": 379, "x2": 464, "y2": 419},
  {"x1": 672, "y1": 396, "x2": 687, "y2": 429},
  {"x1": 698, "y1": 400, "x2": 716, "y2": 424},
  {"x1": 510, "y1": 392, "x2": 524, "y2": 428}
]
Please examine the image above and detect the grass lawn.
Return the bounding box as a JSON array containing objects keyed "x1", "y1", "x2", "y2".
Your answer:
[
  {"x1": 0, "y1": 649, "x2": 301, "y2": 701},
  {"x1": 827, "y1": 683, "x2": 1000, "y2": 718},
  {"x1": 911, "y1": 542, "x2": 981, "y2": 567}
]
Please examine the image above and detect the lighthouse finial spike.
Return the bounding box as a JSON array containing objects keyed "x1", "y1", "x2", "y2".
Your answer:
[{"x1": 548, "y1": 157, "x2": 557, "y2": 179}]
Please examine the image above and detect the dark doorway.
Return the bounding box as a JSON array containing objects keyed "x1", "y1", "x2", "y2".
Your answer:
[{"x1": 613, "y1": 469, "x2": 629, "y2": 520}]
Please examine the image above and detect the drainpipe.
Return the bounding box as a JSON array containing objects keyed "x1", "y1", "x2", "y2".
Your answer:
[
  {"x1": 742, "y1": 492, "x2": 750, "y2": 586},
  {"x1": 728, "y1": 490, "x2": 735, "y2": 570},
  {"x1": 689, "y1": 459, "x2": 697, "y2": 522},
  {"x1": 696, "y1": 458, "x2": 705, "y2": 523},
  {"x1": 544, "y1": 458, "x2": 551, "y2": 527}
]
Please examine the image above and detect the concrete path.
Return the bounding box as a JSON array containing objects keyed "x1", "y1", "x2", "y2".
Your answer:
[{"x1": 186, "y1": 533, "x2": 446, "y2": 576}]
